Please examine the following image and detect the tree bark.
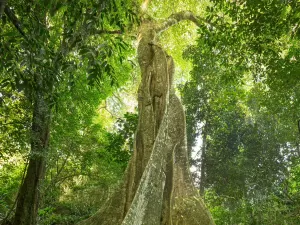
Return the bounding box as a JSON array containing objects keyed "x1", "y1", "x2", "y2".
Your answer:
[
  {"x1": 78, "y1": 12, "x2": 214, "y2": 225},
  {"x1": 13, "y1": 75, "x2": 51, "y2": 225}
]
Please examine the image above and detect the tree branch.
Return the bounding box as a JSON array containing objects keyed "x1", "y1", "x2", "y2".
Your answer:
[
  {"x1": 155, "y1": 10, "x2": 209, "y2": 34},
  {"x1": 94, "y1": 29, "x2": 123, "y2": 35},
  {"x1": 4, "y1": 6, "x2": 26, "y2": 37}
]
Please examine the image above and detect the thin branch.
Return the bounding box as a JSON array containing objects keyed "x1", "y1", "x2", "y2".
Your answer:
[
  {"x1": 155, "y1": 10, "x2": 210, "y2": 34},
  {"x1": 112, "y1": 92, "x2": 123, "y2": 105},
  {"x1": 53, "y1": 173, "x2": 89, "y2": 184},
  {"x1": 99, "y1": 100, "x2": 116, "y2": 117},
  {"x1": 44, "y1": 154, "x2": 70, "y2": 192},
  {"x1": 94, "y1": 29, "x2": 123, "y2": 35}
]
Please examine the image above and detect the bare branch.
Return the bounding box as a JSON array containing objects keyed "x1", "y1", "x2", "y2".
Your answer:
[
  {"x1": 99, "y1": 100, "x2": 116, "y2": 118},
  {"x1": 155, "y1": 10, "x2": 209, "y2": 34}
]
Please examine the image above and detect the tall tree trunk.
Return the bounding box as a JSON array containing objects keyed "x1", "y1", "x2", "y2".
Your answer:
[
  {"x1": 13, "y1": 75, "x2": 51, "y2": 225},
  {"x1": 78, "y1": 12, "x2": 214, "y2": 225},
  {"x1": 200, "y1": 132, "x2": 207, "y2": 196}
]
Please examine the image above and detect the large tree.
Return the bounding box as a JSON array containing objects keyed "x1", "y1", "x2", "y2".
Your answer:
[
  {"x1": 1, "y1": 0, "x2": 136, "y2": 224},
  {"x1": 78, "y1": 3, "x2": 214, "y2": 225}
]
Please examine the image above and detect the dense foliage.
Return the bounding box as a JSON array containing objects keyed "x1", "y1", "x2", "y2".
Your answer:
[
  {"x1": 0, "y1": 0, "x2": 138, "y2": 223},
  {"x1": 181, "y1": 0, "x2": 300, "y2": 224}
]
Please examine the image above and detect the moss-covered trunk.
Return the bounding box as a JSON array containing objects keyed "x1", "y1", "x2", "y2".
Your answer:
[
  {"x1": 78, "y1": 12, "x2": 214, "y2": 225},
  {"x1": 13, "y1": 75, "x2": 51, "y2": 225}
]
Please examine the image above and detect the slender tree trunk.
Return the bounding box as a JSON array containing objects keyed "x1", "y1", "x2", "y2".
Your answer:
[
  {"x1": 200, "y1": 132, "x2": 207, "y2": 196},
  {"x1": 13, "y1": 75, "x2": 51, "y2": 225},
  {"x1": 78, "y1": 12, "x2": 214, "y2": 225}
]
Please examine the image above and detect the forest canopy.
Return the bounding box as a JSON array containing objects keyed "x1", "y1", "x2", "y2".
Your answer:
[{"x1": 0, "y1": 0, "x2": 300, "y2": 224}]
